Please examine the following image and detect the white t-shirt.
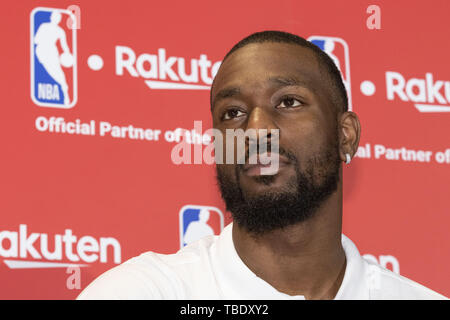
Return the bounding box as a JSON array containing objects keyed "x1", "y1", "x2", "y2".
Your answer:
[{"x1": 78, "y1": 223, "x2": 447, "y2": 300}]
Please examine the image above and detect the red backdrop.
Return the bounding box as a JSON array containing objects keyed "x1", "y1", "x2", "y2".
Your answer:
[{"x1": 1, "y1": 0, "x2": 449, "y2": 299}]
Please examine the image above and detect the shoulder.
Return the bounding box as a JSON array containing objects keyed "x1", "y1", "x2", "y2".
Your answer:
[
  {"x1": 77, "y1": 235, "x2": 218, "y2": 300},
  {"x1": 364, "y1": 258, "x2": 447, "y2": 300}
]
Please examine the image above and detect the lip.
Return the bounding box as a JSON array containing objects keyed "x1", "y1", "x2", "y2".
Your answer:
[{"x1": 242, "y1": 153, "x2": 291, "y2": 176}]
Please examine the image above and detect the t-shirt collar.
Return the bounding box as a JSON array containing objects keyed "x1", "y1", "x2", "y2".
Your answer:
[{"x1": 212, "y1": 222, "x2": 369, "y2": 300}]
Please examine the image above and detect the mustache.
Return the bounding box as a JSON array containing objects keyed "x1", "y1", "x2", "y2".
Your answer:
[{"x1": 236, "y1": 143, "x2": 298, "y2": 171}]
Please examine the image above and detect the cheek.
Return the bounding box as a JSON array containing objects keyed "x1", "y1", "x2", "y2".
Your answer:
[
  {"x1": 281, "y1": 116, "x2": 329, "y2": 155},
  {"x1": 217, "y1": 130, "x2": 246, "y2": 164},
  {"x1": 216, "y1": 163, "x2": 239, "y2": 186}
]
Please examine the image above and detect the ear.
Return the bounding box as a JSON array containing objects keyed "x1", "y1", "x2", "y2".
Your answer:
[{"x1": 338, "y1": 111, "x2": 361, "y2": 163}]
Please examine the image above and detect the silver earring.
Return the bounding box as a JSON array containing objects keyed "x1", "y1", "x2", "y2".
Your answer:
[{"x1": 345, "y1": 153, "x2": 351, "y2": 164}]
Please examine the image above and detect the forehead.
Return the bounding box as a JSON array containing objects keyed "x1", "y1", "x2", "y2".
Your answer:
[{"x1": 212, "y1": 42, "x2": 324, "y2": 97}]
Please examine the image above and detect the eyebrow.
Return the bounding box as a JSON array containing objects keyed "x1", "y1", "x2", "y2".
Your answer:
[
  {"x1": 268, "y1": 76, "x2": 310, "y2": 88},
  {"x1": 212, "y1": 76, "x2": 311, "y2": 109},
  {"x1": 212, "y1": 87, "x2": 241, "y2": 109}
]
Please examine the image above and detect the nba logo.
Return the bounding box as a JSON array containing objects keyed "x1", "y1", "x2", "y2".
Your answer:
[
  {"x1": 179, "y1": 205, "x2": 224, "y2": 248},
  {"x1": 30, "y1": 7, "x2": 77, "y2": 108},
  {"x1": 308, "y1": 36, "x2": 352, "y2": 111}
]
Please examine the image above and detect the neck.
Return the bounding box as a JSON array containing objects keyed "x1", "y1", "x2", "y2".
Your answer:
[{"x1": 231, "y1": 183, "x2": 346, "y2": 300}]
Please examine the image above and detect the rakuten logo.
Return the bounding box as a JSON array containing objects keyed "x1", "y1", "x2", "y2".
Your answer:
[
  {"x1": 116, "y1": 46, "x2": 221, "y2": 90},
  {"x1": 0, "y1": 224, "x2": 121, "y2": 269},
  {"x1": 386, "y1": 71, "x2": 450, "y2": 112}
]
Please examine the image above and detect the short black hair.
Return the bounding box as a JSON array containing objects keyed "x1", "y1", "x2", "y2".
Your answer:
[{"x1": 211, "y1": 30, "x2": 348, "y2": 114}]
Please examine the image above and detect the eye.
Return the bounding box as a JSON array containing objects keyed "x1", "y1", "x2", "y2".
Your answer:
[
  {"x1": 222, "y1": 108, "x2": 245, "y2": 120},
  {"x1": 277, "y1": 96, "x2": 303, "y2": 109}
]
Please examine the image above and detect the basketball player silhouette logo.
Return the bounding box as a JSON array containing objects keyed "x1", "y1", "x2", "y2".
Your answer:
[
  {"x1": 31, "y1": 8, "x2": 77, "y2": 108},
  {"x1": 179, "y1": 205, "x2": 224, "y2": 248},
  {"x1": 308, "y1": 36, "x2": 352, "y2": 111}
]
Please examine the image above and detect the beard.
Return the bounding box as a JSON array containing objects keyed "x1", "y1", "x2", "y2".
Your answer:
[{"x1": 216, "y1": 139, "x2": 341, "y2": 236}]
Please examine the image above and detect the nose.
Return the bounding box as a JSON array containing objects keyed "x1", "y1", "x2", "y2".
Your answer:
[{"x1": 245, "y1": 107, "x2": 279, "y2": 145}]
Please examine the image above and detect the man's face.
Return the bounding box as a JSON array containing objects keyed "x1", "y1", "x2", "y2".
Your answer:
[{"x1": 211, "y1": 42, "x2": 342, "y2": 235}]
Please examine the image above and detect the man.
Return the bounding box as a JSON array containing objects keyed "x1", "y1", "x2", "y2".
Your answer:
[{"x1": 78, "y1": 31, "x2": 446, "y2": 300}]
